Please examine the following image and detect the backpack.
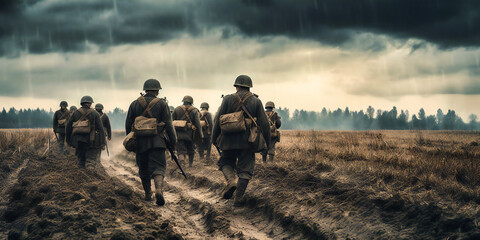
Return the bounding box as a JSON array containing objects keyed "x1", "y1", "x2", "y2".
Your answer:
[
  {"x1": 266, "y1": 111, "x2": 278, "y2": 138},
  {"x1": 133, "y1": 96, "x2": 162, "y2": 137},
  {"x1": 173, "y1": 105, "x2": 195, "y2": 132},
  {"x1": 57, "y1": 110, "x2": 70, "y2": 127},
  {"x1": 72, "y1": 108, "x2": 93, "y2": 134},
  {"x1": 219, "y1": 92, "x2": 253, "y2": 134}
]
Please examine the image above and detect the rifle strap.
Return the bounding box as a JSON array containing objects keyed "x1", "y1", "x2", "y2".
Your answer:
[
  {"x1": 266, "y1": 111, "x2": 276, "y2": 126},
  {"x1": 180, "y1": 105, "x2": 194, "y2": 123}
]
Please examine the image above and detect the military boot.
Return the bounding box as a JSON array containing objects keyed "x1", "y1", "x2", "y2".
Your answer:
[
  {"x1": 221, "y1": 166, "x2": 237, "y2": 199},
  {"x1": 262, "y1": 155, "x2": 267, "y2": 163},
  {"x1": 188, "y1": 153, "x2": 195, "y2": 167},
  {"x1": 268, "y1": 155, "x2": 274, "y2": 162},
  {"x1": 141, "y1": 178, "x2": 153, "y2": 201},
  {"x1": 234, "y1": 178, "x2": 249, "y2": 207},
  {"x1": 154, "y1": 175, "x2": 165, "y2": 206}
]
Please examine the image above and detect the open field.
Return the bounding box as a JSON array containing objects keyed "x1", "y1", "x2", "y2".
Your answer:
[{"x1": 2, "y1": 129, "x2": 480, "y2": 239}]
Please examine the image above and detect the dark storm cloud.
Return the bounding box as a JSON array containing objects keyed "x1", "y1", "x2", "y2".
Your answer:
[{"x1": 0, "y1": 0, "x2": 479, "y2": 56}]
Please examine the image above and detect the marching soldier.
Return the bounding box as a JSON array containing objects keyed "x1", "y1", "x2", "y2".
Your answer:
[
  {"x1": 66, "y1": 96, "x2": 105, "y2": 168},
  {"x1": 53, "y1": 101, "x2": 71, "y2": 152},
  {"x1": 125, "y1": 79, "x2": 177, "y2": 206},
  {"x1": 172, "y1": 96, "x2": 203, "y2": 167},
  {"x1": 94, "y1": 103, "x2": 112, "y2": 162},
  {"x1": 70, "y1": 105, "x2": 77, "y2": 112},
  {"x1": 198, "y1": 102, "x2": 213, "y2": 161},
  {"x1": 212, "y1": 75, "x2": 270, "y2": 207},
  {"x1": 262, "y1": 101, "x2": 282, "y2": 162}
]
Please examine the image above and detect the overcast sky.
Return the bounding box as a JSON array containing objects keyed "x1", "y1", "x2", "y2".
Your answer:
[{"x1": 1, "y1": 0, "x2": 479, "y2": 119}]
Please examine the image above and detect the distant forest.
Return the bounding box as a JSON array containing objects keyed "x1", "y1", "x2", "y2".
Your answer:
[{"x1": 0, "y1": 106, "x2": 478, "y2": 131}]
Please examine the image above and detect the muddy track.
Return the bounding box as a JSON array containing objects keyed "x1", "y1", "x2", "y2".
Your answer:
[{"x1": 102, "y1": 152, "x2": 310, "y2": 240}]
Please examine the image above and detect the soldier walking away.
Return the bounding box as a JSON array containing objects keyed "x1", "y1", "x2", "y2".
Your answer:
[
  {"x1": 212, "y1": 75, "x2": 270, "y2": 207},
  {"x1": 94, "y1": 103, "x2": 112, "y2": 163},
  {"x1": 66, "y1": 96, "x2": 106, "y2": 169},
  {"x1": 53, "y1": 101, "x2": 71, "y2": 152},
  {"x1": 261, "y1": 101, "x2": 282, "y2": 162},
  {"x1": 198, "y1": 102, "x2": 213, "y2": 161},
  {"x1": 125, "y1": 79, "x2": 177, "y2": 206},
  {"x1": 172, "y1": 96, "x2": 203, "y2": 167}
]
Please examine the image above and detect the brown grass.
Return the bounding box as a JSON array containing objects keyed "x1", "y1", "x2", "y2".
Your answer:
[{"x1": 0, "y1": 129, "x2": 53, "y2": 153}]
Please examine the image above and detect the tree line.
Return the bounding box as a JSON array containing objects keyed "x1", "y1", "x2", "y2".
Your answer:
[{"x1": 1, "y1": 106, "x2": 478, "y2": 131}]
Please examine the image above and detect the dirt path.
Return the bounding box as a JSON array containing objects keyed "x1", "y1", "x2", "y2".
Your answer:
[{"x1": 101, "y1": 145, "x2": 308, "y2": 240}]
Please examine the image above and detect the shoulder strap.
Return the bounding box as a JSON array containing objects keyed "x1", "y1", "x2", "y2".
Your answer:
[
  {"x1": 77, "y1": 108, "x2": 93, "y2": 122},
  {"x1": 59, "y1": 110, "x2": 69, "y2": 120},
  {"x1": 235, "y1": 92, "x2": 258, "y2": 127},
  {"x1": 141, "y1": 98, "x2": 161, "y2": 117},
  {"x1": 235, "y1": 92, "x2": 253, "y2": 112},
  {"x1": 137, "y1": 96, "x2": 148, "y2": 109},
  {"x1": 180, "y1": 105, "x2": 194, "y2": 123}
]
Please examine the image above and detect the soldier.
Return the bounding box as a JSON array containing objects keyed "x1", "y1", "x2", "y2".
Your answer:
[
  {"x1": 94, "y1": 103, "x2": 112, "y2": 162},
  {"x1": 70, "y1": 105, "x2": 77, "y2": 112},
  {"x1": 53, "y1": 101, "x2": 71, "y2": 152},
  {"x1": 198, "y1": 102, "x2": 213, "y2": 161},
  {"x1": 66, "y1": 96, "x2": 105, "y2": 168},
  {"x1": 172, "y1": 96, "x2": 203, "y2": 167},
  {"x1": 261, "y1": 101, "x2": 282, "y2": 162},
  {"x1": 125, "y1": 79, "x2": 177, "y2": 206},
  {"x1": 212, "y1": 75, "x2": 270, "y2": 207}
]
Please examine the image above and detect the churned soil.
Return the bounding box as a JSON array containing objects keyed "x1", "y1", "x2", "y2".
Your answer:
[{"x1": 0, "y1": 147, "x2": 181, "y2": 240}]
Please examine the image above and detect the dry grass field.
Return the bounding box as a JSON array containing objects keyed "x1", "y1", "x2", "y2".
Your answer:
[{"x1": 2, "y1": 129, "x2": 480, "y2": 239}]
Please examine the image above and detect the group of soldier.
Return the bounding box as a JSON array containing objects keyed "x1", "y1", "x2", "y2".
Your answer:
[{"x1": 53, "y1": 75, "x2": 281, "y2": 208}]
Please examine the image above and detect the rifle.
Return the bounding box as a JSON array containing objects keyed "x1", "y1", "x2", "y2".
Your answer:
[
  {"x1": 105, "y1": 139, "x2": 110, "y2": 157},
  {"x1": 164, "y1": 133, "x2": 187, "y2": 179},
  {"x1": 53, "y1": 130, "x2": 59, "y2": 142}
]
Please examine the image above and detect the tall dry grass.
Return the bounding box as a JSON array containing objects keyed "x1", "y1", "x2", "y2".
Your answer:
[{"x1": 0, "y1": 129, "x2": 53, "y2": 153}]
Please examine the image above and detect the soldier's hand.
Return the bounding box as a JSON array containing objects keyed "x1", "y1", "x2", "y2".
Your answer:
[{"x1": 108, "y1": 137, "x2": 112, "y2": 141}]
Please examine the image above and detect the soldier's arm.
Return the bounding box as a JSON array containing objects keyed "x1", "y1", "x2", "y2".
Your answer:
[
  {"x1": 105, "y1": 115, "x2": 112, "y2": 139},
  {"x1": 194, "y1": 111, "x2": 204, "y2": 138},
  {"x1": 212, "y1": 97, "x2": 228, "y2": 145},
  {"x1": 94, "y1": 112, "x2": 106, "y2": 143},
  {"x1": 275, "y1": 113, "x2": 282, "y2": 129},
  {"x1": 52, "y1": 112, "x2": 57, "y2": 132},
  {"x1": 161, "y1": 102, "x2": 177, "y2": 146},
  {"x1": 65, "y1": 113, "x2": 74, "y2": 144},
  {"x1": 125, "y1": 102, "x2": 135, "y2": 135},
  {"x1": 256, "y1": 100, "x2": 271, "y2": 147}
]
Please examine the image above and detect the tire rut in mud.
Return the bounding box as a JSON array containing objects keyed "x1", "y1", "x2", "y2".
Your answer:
[{"x1": 104, "y1": 153, "x2": 311, "y2": 240}]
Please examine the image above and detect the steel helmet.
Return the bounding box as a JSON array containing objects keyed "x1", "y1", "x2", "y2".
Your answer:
[
  {"x1": 80, "y1": 96, "x2": 94, "y2": 104},
  {"x1": 95, "y1": 103, "x2": 104, "y2": 110},
  {"x1": 200, "y1": 102, "x2": 209, "y2": 109},
  {"x1": 143, "y1": 79, "x2": 162, "y2": 91},
  {"x1": 169, "y1": 106, "x2": 175, "y2": 112},
  {"x1": 234, "y1": 75, "x2": 253, "y2": 88},
  {"x1": 182, "y1": 95, "x2": 193, "y2": 104},
  {"x1": 60, "y1": 101, "x2": 68, "y2": 107},
  {"x1": 265, "y1": 101, "x2": 275, "y2": 109},
  {"x1": 70, "y1": 106, "x2": 77, "y2": 111}
]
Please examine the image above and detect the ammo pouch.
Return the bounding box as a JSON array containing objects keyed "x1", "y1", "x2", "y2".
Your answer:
[
  {"x1": 133, "y1": 97, "x2": 161, "y2": 137},
  {"x1": 72, "y1": 109, "x2": 93, "y2": 134},
  {"x1": 220, "y1": 111, "x2": 246, "y2": 134}
]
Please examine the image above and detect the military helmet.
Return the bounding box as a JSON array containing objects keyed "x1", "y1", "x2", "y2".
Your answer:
[
  {"x1": 70, "y1": 106, "x2": 77, "y2": 111},
  {"x1": 80, "y1": 95, "x2": 94, "y2": 104},
  {"x1": 200, "y1": 102, "x2": 209, "y2": 109},
  {"x1": 234, "y1": 75, "x2": 253, "y2": 88},
  {"x1": 143, "y1": 79, "x2": 161, "y2": 91},
  {"x1": 95, "y1": 103, "x2": 104, "y2": 110},
  {"x1": 265, "y1": 101, "x2": 275, "y2": 108},
  {"x1": 60, "y1": 101, "x2": 68, "y2": 107},
  {"x1": 169, "y1": 106, "x2": 175, "y2": 112},
  {"x1": 182, "y1": 95, "x2": 193, "y2": 104}
]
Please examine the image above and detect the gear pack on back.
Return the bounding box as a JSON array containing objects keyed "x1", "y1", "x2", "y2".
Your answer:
[
  {"x1": 200, "y1": 110, "x2": 211, "y2": 135},
  {"x1": 266, "y1": 111, "x2": 279, "y2": 138},
  {"x1": 173, "y1": 105, "x2": 195, "y2": 132},
  {"x1": 57, "y1": 110, "x2": 70, "y2": 128},
  {"x1": 72, "y1": 108, "x2": 93, "y2": 134},
  {"x1": 133, "y1": 96, "x2": 163, "y2": 136},
  {"x1": 219, "y1": 92, "x2": 253, "y2": 134}
]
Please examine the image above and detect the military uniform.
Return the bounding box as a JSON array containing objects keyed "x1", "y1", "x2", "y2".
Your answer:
[
  {"x1": 261, "y1": 102, "x2": 282, "y2": 162},
  {"x1": 65, "y1": 96, "x2": 105, "y2": 168},
  {"x1": 125, "y1": 79, "x2": 177, "y2": 206},
  {"x1": 212, "y1": 75, "x2": 270, "y2": 206},
  {"x1": 53, "y1": 101, "x2": 71, "y2": 151},
  {"x1": 172, "y1": 96, "x2": 203, "y2": 167},
  {"x1": 198, "y1": 103, "x2": 213, "y2": 161},
  {"x1": 94, "y1": 103, "x2": 112, "y2": 162}
]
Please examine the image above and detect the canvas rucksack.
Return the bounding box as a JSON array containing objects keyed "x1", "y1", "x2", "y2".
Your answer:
[
  {"x1": 219, "y1": 92, "x2": 253, "y2": 134},
  {"x1": 72, "y1": 108, "x2": 93, "y2": 134},
  {"x1": 173, "y1": 105, "x2": 195, "y2": 132},
  {"x1": 57, "y1": 110, "x2": 70, "y2": 127},
  {"x1": 133, "y1": 96, "x2": 162, "y2": 137},
  {"x1": 266, "y1": 111, "x2": 279, "y2": 138}
]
